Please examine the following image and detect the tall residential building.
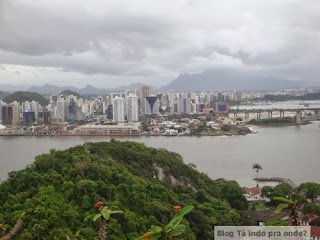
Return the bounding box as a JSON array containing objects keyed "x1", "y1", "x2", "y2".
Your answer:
[
  {"x1": 113, "y1": 97, "x2": 125, "y2": 122},
  {"x1": 38, "y1": 108, "x2": 52, "y2": 124},
  {"x1": 1, "y1": 104, "x2": 19, "y2": 125},
  {"x1": 23, "y1": 110, "x2": 36, "y2": 125},
  {"x1": 141, "y1": 85, "x2": 151, "y2": 113},
  {"x1": 177, "y1": 98, "x2": 192, "y2": 113},
  {"x1": 56, "y1": 98, "x2": 68, "y2": 122},
  {"x1": 168, "y1": 90, "x2": 177, "y2": 113},
  {"x1": 145, "y1": 96, "x2": 160, "y2": 115},
  {"x1": 127, "y1": 94, "x2": 139, "y2": 121}
]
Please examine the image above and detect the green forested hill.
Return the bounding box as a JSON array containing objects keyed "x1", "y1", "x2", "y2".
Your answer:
[
  {"x1": 2, "y1": 91, "x2": 49, "y2": 106},
  {"x1": 0, "y1": 140, "x2": 248, "y2": 240}
]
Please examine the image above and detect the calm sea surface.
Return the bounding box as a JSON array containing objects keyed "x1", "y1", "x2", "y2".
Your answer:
[{"x1": 1, "y1": 121, "x2": 319, "y2": 187}]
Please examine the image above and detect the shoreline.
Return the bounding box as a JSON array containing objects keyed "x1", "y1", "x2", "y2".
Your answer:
[{"x1": 0, "y1": 131, "x2": 254, "y2": 137}]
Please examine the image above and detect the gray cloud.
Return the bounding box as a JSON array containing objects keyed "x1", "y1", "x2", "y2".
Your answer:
[{"x1": 0, "y1": 0, "x2": 319, "y2": 87}]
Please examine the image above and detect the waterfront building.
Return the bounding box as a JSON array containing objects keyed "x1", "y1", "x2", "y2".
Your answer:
[
  {"x1": 145, "y1": 96, "x2": 159, "y2": 115},
  {"x1": 113, "y1": 97, "x2": 125, "y2": 122},
  {"x1": 23, "y1": 110, "x2": 36, "y2": 125},
  {"x1": 127, "y1": 94, "x2": 139, "y2": 121},
  {"x1": 141, "y1": 85, "x2": 151, "y2": 113},
  {"x1": 38, "y1": 109, "x2": 52, "y2": 124},
  {"x1": 74, "y1": 122, "x2": 141, "y2": 135},
  {"x1": 1, "y1": 104, "x2": 19, "y2": 125}
]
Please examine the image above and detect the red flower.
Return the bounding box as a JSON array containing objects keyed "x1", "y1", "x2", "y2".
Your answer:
[
  {"x1": 174, "y1": 206, "x2": 182, "y2": 212},
  {"x1": 94, "y1": 201, "x2": 104, "y2": 208},
  {"x1": 142, "y1": 231, "x2": 152, "y2": 240}
]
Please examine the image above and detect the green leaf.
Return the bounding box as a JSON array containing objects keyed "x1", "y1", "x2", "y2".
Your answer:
[
  {"x1": 165, "y1": 205, "x2": 194, "y2": 228},
  {"x1": 273, "y1": 197, "x2": 292, "y2": 204},
  {"x1": 151, "y1": 225, "x2": 162, "y2": 232},
  {"x1": 102, "y1": 213, "x2": 110, "y2": 220},
  {"x1": 109, "y1": 210, "x2": 124, "y2": 214},
  {"x1": 84, "y1": 214, "x2": 95, "y2": 222},
  {"x1": 272, "y1": 204, "x2": 288, "y2": 215},
  {"x1": 102, "y1": 206, "x2": 109, "y2": 213},
  {"x1": 149, "y1": 234, "x2": 161, "y2": 240},
  {"x1": 93, "y1": 213, "x2": 102, "y2": 222},
  {"x1": 166, "y1": 224, "x2": 186, "y2": 237}
]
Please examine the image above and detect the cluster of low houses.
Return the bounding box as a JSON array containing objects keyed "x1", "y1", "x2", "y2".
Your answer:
[{"x1": 242, "y1": 186, "x2": 320, "y2": 239}]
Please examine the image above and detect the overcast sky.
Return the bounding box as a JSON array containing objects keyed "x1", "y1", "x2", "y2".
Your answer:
[{"x1": 0, "y1": 0, "x2": 319, "y2": 88}]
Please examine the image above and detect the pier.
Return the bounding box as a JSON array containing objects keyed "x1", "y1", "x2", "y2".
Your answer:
[{"x1": 254, "y1": 177, "x2": 298, "y2": 190}]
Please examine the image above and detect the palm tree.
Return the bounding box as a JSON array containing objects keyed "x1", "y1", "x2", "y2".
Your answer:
[
  {"x1": 273, "y1": 196, "x2": 300, "y2": 226},
  {"x1": 253, "y1": 163, "x2": 262, "y2": 187}
]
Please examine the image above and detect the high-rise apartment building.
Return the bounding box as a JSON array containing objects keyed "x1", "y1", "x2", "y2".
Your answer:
[
  {"x1": 177, "y1": 98, "x2": 192, "y2": 113},
  {"x1": 145, "y1": 96, "x2": 159, "y2": 115},
  {"x1": 141, "y1": 85, "x2": 151, "y2": 113},
  {"x1": 1, "y1": 104, "x2": 19, "y2": 125},
  {"x1": 127, "y1": 94, "x2": 139, "y2": 121},
  {"x1": 113, "y1": 97, "x2": 125, "y2": 122},
  {"x1": 56, "y1": 97, "x2": 68, "y2": 122}
]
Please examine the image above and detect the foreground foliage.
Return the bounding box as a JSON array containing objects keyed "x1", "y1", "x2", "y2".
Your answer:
[{"x1": 0, "y1": 140, "x2": 248, "y2": 239}]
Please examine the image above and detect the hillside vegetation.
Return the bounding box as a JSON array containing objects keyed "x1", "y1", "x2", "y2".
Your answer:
[
  {"x1": 249, "y1": 117, "x2": 295, "y2": 125},
  {"x1": 0, "y1": 140, "x2": 248, "y2": 240},
  {"x1": 2, "y1": 91, "x2": 49, "y2": 106}
]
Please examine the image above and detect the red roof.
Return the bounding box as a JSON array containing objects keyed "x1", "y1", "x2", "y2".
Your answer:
[
  {"x1": 311, "y1": 226, "x2": 320, "y2": 237},
  {"x1": 243, "y1": 186, "x2": 262, "y2": 196},
  {"x1": 300, "y1": 214, "x2": 319, "y2": 223}
]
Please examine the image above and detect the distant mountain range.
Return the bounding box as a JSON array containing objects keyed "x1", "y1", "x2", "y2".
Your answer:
[
  {"x1": 27, "y1": 83, "x2": 154, "y2": 95},
  {"x1": 1, "y1": 69, "x2": 313, "y2": 96},
  {"x1": 159, "y1": 69, "x2": 304, "y2": 91}
]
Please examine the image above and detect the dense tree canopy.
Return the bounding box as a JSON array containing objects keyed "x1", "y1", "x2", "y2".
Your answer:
[{"x1": 0, "y1": 140, "x2": 248, "y2": 239}]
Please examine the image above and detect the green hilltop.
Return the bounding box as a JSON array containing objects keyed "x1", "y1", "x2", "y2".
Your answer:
[
  {"x1": 0, "y1": 140, "x2": 248, "y2": 240},
  {"x1": 3, "y1": 91, "x2": 49, "y2": 106}
]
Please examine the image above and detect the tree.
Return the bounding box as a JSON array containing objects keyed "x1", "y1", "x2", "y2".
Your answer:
[
  {"x1": 310, "y1": 217, "x2": 320, "y2": 227},
  {"x1": 298, "y1": 182, "x2": 320, "y2": 202},
  {"x1": 252, "y1": 164, "x2": 262, "y2": 187},
  {"x1": 0, "y1": 222, "x2": 9, "y2": 237},
  {"x1": 302, "y1": 203, "x2": 320, "y2": 215},
  {"x1": 273, "y1": 197, "x2": 299, "y2": 226},
  {"x1": 265, "y1": 218, "x2": 288, "y2": 226}
]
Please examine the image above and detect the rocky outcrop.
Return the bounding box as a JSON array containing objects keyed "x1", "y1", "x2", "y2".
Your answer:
[{"x1": 153, "y1": 164, "x2": 197, "y2": 192}]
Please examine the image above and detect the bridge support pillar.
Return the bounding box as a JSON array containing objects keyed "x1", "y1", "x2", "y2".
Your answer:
[
  {"x1": 296, "y1": 111, "x2": 302, "y2": 124},
  {"x1": 280, "y1": 110, "x2": 285, "y2": 118},
  {"x1": 268, "y1": 111, "x2": 273, "y2": 118},
  {"x1": 245, "y1": 112, "x2": 249, "y2": 119},
  {"x1": 257, "y1": 112, "x2": 261, "y2": 119}
]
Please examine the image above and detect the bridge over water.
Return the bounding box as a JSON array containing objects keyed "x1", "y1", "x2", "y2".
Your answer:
[{"x1": 229, "y1": 108, "x2": 320, "y2": 123}]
